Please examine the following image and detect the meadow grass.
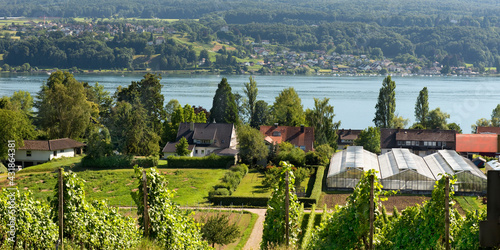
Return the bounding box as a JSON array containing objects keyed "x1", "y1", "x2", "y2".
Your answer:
[{"x1": 1, "y1": 167, "x2": 227, "y2": 206}]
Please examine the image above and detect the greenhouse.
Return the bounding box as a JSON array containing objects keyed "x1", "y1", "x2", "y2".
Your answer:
[{"x1": 327, "y1": 147, "x2": 487, "y2": 193}]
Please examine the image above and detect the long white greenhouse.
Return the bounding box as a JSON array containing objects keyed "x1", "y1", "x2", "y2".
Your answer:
[{"x1": 327, "y1": 146, "x2": 487, "y2": 193}]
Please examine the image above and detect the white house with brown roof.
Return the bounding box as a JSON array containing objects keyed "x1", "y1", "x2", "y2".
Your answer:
[
  {"x1": 162, "y1": 122, "x2": 238, "y2": 158},
  {"x1": 16, "y1": 138, "x2": 85, "y2": 167}
]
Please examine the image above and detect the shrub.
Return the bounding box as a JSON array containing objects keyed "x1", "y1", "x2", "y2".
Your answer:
[
  {"x1": 166, "y1": 154, "x2": 234, "y2": 168},
  {"x1": 222, "y1": 171, "x2": 243, "y2": 191},
  {"x1": 209, "y1": 164, "x2": 249, "y2": 199},
  {"x1": 230, "y1": 164, "x2": 249, "y2": 176},
  {"x1": 273, "y1": 142, "x2": 306, "y2": 166},
  {"x1": 81, "y1": 155, "x2": 133, "y2": 169},
  {"x1": 305, "y1": 151, "x2": 323, "y2": 165},
  {"x1": 211, "y1": 188, "x2": 231, "y2": 196},
  {"x1": 132, "y1": 156, "x2": 159, "y2": 168}
]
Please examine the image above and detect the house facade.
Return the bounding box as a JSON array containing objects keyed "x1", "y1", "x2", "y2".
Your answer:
[
  {"x1": 15, "y1": 138, "x2": 85, "y2": 167},
  {"x1": 337, "y1": 129, "x2": 363, "y2": 149},
  {"x1": 260, "y1": 124, "x2": 314, "y2": 152},
  {"x1": 162, "y1": 122, "x2": 238, "y2": 158},
  {"x1": 380, "y1": 128, "x2": 456, "y2": 156}
]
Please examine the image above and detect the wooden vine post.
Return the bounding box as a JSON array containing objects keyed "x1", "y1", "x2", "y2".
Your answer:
[
  {"x1": 285, "y1": 170, "x2": 290, "y2": 246},
  {"x1": 369, "y1": 174, "x2": 375, "y2": 250},
  {"x1": 143, "y1": 170, "x2": 150, "y2": 238},
  {"x1": 445, "y1": 176, "x2": 450, "y2": 250},
  {"x1": 58, "y1": 167, "x2": 64, "y2": 249}
]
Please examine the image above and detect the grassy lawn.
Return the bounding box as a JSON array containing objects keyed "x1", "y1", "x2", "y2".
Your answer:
[
  {"x1": 1, "y1": 168, "x2": 227, "y2": 207},
  {"x1": 455, "y1": 196, "x2": 486, "y2": 213},
  {"x1": 231, "y1": 170, "x2": 272, "y2": 197},
  {"x1": 18, "y1": 155, "x2": 84, "y2": 174}
]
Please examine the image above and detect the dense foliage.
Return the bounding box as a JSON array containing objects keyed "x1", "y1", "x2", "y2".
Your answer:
[
  {"x1": 261, "y1": 161, "x2": 302, "y2": 249},
  {"x1": 132, "y1": 166, "x2": 210, "y2": 249}
]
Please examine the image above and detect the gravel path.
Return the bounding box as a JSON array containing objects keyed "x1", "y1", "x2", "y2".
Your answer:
[{"x1": 242, "y1": 208, "x2": 266, "y2": 250}]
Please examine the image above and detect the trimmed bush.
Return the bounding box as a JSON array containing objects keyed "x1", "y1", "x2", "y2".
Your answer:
[
  {"x1": 309, "y1": 166, "x2": 325, "y2": 203},
  {"x1": 300, "y1": 204, "x2": 317, "y2": 250},
  {"x1": 132, "y1": 156, "x2": 159, "y2": 168},
  {"x1": 209, "y1": 196, "x2": 270, "y2": 207},
  {"x1": 80, "y1": 155, "x2": 133, "y2": 169},
  {"x1": 167, "y1": 154, "x2": 234, "y2": 168}
]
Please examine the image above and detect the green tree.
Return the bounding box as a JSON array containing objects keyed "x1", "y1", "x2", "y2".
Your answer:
[
  {"x1": 414, "y1": 87, "x2": 429, "y2": 128},
  {"x1": 426, "y1": 107, "x2": 450, "y2": 130},
  {"x1": 251, "y1": 100, "x2": 272, "y2": 128},
  {"x1": 201, "y1": 213, "x2": 240, "y2": 248},
  {"x1": 109, "y1": 101, "x2": 160, "y2": 156},
  {"x1": 165, "y1": 99, "x2": 181, "y2": 122},
  {"x1": 447, "y1": 122, "x2": 462, "y2": 133},
  {"x1": 0, "y1": 109, "x2": 35, "y2": 160},
  {"x1": 354, "y1": 127, "x2": 381, "y2": 154},
  {"x1": 274, "y1": 142, "x2": 306, "y2": 167},
  {"x1": 261, "y1": 161, "x2": 302, "y2": 249},
  {"x1": 9, "y1": 90, "x2": 34, "y2": 116},
  {"x1": 373, "y1": 76, "x2": 396, "y2": 128},
  {"x1": 86, "y1": 127, "x2": 113, "y2": 159},
  {"x1": 244, "y1": 76, "x2": 258, "y2": 125},
  {"x1": 471, "y1": 118, "x2": 492, "y2": 133},
  {"x1": 116, "y1": 73, "x2": 165, "y2": 135},
  {"x1": 85, "y1": 82, "x2": 114, "y2": 123},
  {"x1": 175, "y1": 137, "x2": 190, "y2": 156},
  {"x1": 491, "y1": 104, "x2": 500, "y2": 127},
  {"x1": 237, "y1": 124, "x2": 269, "y2": 165},
  {"x1": 133, "y1": 167, "x2": 210, "y2": 249},
  {"x1": 35, "y1": 71, "x2": 93, "y2": 139},
  {"x1": 392, "y1": 115, "x2": 409, "y2": 129},
  {"x1": 272, "y1": 87, "x2": 305, "y2": 126},
  {"x1": 306, "y1": 97, "x2": 340, "y2": 149},
  {"x1": 209, "y1": 78, "x2": 239, "y2": 124}
]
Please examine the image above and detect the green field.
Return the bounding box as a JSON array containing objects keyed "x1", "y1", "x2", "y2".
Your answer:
[
  {"x1": 231, "y1": 169, "x2": 311, "y2": 197},
  {"x1": 2, "y1": 166, "x2": 227, "y2": 207},
  {"x1": 455, "y1": 196, "x2": 486, "y2": 213}
]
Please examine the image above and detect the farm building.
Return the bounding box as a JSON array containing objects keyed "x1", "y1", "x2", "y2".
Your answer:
[{"x1": 327, "y1": 146, "x2": 487, "y2": 193}]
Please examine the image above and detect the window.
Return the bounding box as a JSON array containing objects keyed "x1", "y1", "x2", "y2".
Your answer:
[
  {"x1": 406, "y1": 141, "x2": 411, "y2": 146},
  {"x1": 272, "y1": 131, "x2": 281, "y2": 136},
  {"x1": 201, "y1": 150, "x2": 205, "y2": 154},
  {"x1": 299, "y1": 146, "x2": 306, "y2": 150},
  {"x1": 60, "y1": 149, "x2": 64, "y2": 153},
  {"x1": 26, "y1": 151, "x2": 32, "y2": 157},
  {"x1": 195, "y1": 149, "x2": 198, "y2": 154},
  {"x1": 53, "y1": 151, "x2": 57, "y2": 157}
]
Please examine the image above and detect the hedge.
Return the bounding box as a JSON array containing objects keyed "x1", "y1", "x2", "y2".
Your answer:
[
  {"x1": 209, "y1": 165, "x2": 325, "y2": 207},
  {"x1": 166, "y1": 154, "x2": 234, "y2": 168},
  {"x1": 300, "y1": 204, "x2": 317, "y2": 250},
  {"x1": 80, "y1": 155, "x2": 133, "y2": 169},
  {"x1": 132, "y1": 156, "x2": 159, "y2": 168}
]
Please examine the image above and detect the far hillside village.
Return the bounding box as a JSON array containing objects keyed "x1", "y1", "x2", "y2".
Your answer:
[{"x1": 0, "y1": 18, "x2": 497, "y2": 75}]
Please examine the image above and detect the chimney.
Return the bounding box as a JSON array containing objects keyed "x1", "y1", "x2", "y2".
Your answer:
[
  {"x1": 274, "y1": 123, "x2": 279, "y2": 128},
  {"x1": 300, "y1": 124, "x2": 305, "y2": 133},
  {"x1": 190, "y1": 122, "x2": 194, "y2": 131}
]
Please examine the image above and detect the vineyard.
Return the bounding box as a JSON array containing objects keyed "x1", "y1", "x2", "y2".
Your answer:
[{"x1": 0, "y1": 161, "x2": 495, "y2": 249}]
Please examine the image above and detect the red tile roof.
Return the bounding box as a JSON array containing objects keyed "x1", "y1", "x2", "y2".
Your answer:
[
  {"x1": 477, "y1": 126, "x2": 500, "y2": 135},
  {"x1": 456, "y1": 134, "x2": 498, "y2": 153},
  {"x1": 260, "y1": 125, "x2": 314, "y2": 152},
  {"x1": 19, "y1": 138, "x2": 85, "y2": 151}
]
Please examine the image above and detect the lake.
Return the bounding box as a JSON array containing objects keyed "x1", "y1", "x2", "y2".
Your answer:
[{"x1": 1, "y1": 73, "x2": 499, "y2": 132}]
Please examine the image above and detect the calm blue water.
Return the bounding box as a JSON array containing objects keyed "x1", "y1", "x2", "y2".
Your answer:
[{"x1": 1, "y1": 73, "x2": 499, "y2": 132}]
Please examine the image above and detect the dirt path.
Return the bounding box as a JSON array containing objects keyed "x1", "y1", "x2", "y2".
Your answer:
[
  {"x1": 179, "y1": 207, "x2": 266, "y2": 250},
  {"x1": 242, "y1": 208, "x2": 266, "y2": 250}
]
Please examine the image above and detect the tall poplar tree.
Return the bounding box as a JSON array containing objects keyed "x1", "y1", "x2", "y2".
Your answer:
[
  {"x1": 414, "y1": 87, "x2": 429, "y2": 128},
  {"x1": 373, "y1": 76, "x2": 396, "y2": 128},
  {"x1": 209, "y1": 78, "x2": 239, "y2": 124},
  {"x1": 244, "y1": 76, "x2": 258, "y2": 125}
]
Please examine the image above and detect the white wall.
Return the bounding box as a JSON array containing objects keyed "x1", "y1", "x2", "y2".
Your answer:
[{"x1": 16, "y1": 148, "x2": 76, "y2": 162}]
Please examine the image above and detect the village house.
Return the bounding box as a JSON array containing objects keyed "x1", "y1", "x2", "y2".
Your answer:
[
  {"x1": 260, "y1": 124, "x2": 314, "y2": 152},
  {"x1": 15, "y1": 138, "x2": 85, "y2": 168},
  {"x1": 337, "y1": 129, "x2": 363, "y2": 149},
  {"x1": 162, "y1": 122, "x2": 238, "y2": 159},
  {"x1": 380, "y1": 128, "x2": 456, "y2": 156}
]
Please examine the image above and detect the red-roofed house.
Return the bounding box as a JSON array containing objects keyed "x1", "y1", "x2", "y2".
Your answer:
[
  {"x1": 259, "y1": 124, "x2": 314, "y2": 152},
  {"x1": 476, "y1": 126, "x2": 500, "y2": 135},
  {"x1": 456, "y1": 134, "x2": 498, "y2": 158},
  {"x1": 16, "y1": 138, "x2": 85, "y2": 167}
]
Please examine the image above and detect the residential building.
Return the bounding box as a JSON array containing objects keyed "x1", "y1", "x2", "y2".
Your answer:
[
  {"x1": 162, "y1": 122, "x2": 238, "y2": 158},
  {"x1": 456, "y1": 134, "x2": 498, "y2": 158},
  {"x1": 15, "y1": 138, "x2": 85, "y2": 167},
  {"x1": 337, "y1": 129, "x2": 363, "y2": 148},
  {"x1": 260, "y1": 124, "x2": 314, "y2": 152},
  {"x1": 476, "y1": 126, "x2": 500, "y2": 135},
  {"x1": 380, "y1": 128, "x2": 456, "y2": 156}
]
